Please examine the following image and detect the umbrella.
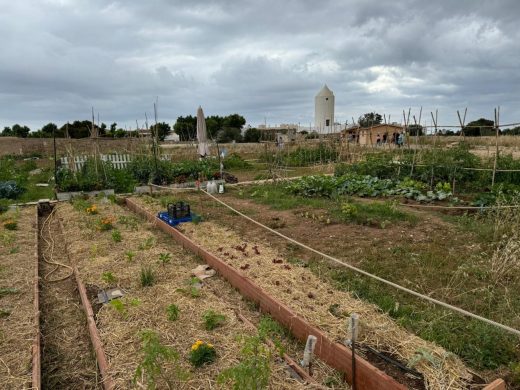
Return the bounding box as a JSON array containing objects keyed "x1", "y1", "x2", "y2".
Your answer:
[{"x1": 196, "y1": 106, "x2": 210, "y2": 158}]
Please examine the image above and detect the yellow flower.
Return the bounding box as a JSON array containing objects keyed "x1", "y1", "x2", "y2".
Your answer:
[{"x1": 207, "y1": 343, "x2": 213, "y2": 348}]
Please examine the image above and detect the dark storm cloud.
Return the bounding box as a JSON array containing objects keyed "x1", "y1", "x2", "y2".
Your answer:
[{"x1": 0, "y1": 0, "x2": 519, "y2": 130}]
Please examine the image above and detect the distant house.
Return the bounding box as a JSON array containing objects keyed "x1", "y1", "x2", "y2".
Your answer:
[{"x1": 346, "y1": 123, "x2": 403, "y2": 145}]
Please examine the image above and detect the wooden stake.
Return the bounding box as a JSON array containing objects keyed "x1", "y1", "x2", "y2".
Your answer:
[{"x1": 492, "y1": 107, "x2": 500, "y2": 187}]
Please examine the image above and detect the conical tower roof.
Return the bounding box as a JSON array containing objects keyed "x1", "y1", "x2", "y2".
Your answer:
[{"x1": 316, "y1": 84, "x2": 333, "y2": 97}]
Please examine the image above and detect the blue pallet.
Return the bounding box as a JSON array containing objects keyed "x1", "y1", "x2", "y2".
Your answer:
[{"x1": 157, "y1": 211, "x2": 196, "y2": 227}]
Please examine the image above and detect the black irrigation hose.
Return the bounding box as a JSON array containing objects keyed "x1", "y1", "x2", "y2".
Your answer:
[{"x1": 362, "y1": 345, "x2": 423, "y2": 379}]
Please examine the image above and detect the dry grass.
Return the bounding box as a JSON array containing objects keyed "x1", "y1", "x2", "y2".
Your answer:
[
  {"x1": 132, "y1": 195, "x2": 472, "y2": 390},
  {"x1": 57, "y1": 200, "x2": 343, "y2": 389},
  {"x1": 0, "y1": 207, "x2": 36, "y2": 388}
]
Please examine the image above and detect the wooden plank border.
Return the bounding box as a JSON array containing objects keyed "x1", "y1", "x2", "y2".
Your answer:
[
  {"x1": 32, "y1": 207, "x2": 41, "y2": 390},
  {"x1": 125, "y1": 197, "x2": 407, "y2": 390}
]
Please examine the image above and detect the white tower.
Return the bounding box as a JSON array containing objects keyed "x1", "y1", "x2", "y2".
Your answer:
[{"x1": 314, "y1": 84, "x2": 334, "y2": 134}]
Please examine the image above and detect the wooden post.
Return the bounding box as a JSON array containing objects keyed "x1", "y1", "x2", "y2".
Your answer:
[
  {"x1": 430, "y1": 110, "x2": 438, "y2": 189},
  {"x1": 492, "y1": 107, "x2": 500, "y2": 187}
]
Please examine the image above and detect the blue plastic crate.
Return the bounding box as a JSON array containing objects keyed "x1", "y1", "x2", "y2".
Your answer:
[{"x1": 157, "y1": 211, "x2": 199, "y2": 227}]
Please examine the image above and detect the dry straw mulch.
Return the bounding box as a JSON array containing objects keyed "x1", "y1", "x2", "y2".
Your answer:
[
  {"x1": 0, "y1": 207, "x2": 36, "y2": 389},
  {"x1": 57, "y1": 200, "x2": 342, "y2": 389},
  {"x1": 133, "y1": 195, "x2": 472, "y2": 390}
]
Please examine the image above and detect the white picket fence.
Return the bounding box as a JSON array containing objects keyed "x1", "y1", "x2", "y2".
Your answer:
[{"x1": 60, "y1": 153, "x2": 132, "y2": 170}]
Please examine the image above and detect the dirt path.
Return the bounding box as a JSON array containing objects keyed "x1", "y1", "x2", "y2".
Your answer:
[{"x1": 38, "y1": 209, "x2": 101, "y2": 389}]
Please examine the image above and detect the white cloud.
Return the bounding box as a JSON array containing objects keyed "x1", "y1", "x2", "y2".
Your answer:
[{"x1": 0, "y1": 0, "x2": 519, "y2": 130}]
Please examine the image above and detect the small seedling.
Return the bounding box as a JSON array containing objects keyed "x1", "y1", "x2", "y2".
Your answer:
[
  {"x1": 129, "y1": 298, "x2": 141, "y2": 307},
  {"x1": 166, "y1": 304, "x2": 179, "y2": 321},
  {"x1": 176, "y1": 277, "x2": 202, "y2": 298},
  {"x1": 0, "y1": 288, "x2": 19, "y2": 297},
  {"x1": 158, "y1": 253, "x2": 172, "y2": 266},
  {"x1": 0, "y1": 309, "x2": 11, "y2": 318},
  {"x1": 125, "y1": 250, "x2": 136, "y2": 262},
  {"x1": 139, "y1": 236, "x2": 156, "y2": 250},
  {"x1": 109, "y1": 299, "x2": 127, "y2": 317},
  {"x1": 203, "y1": 310, "x2": 226, "y2": 330},
  {"x1": 111, "y1": 229, "x2": 122, "y2": 243},
  {"x1": 140, "y1": 266, "x2": 155, "y2": 287},
  {"x1": 102, "y1": 271, "x2": 117, "y2": 285},
  {"x1": 9, "y1": 246, "x2": 19, "y2": 254}
]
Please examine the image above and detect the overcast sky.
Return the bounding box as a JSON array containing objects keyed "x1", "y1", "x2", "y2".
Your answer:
[{"x1": 1, "y1": 0, "x2": 519, "y2": 131}]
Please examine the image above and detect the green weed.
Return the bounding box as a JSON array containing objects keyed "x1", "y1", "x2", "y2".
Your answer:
[
  {"x1": 203, "y1": 310, "x2": 226, "y2": 330},
  {"x1": 134, "y1": 330, "x2": 187, "y2": 389},
  {"x1": 125, "y1": 250, "x2": 136, "y2": 262},
  {"x1": 139, "y1": 237, "x2": 156, "y2": 250},
  {"x1": 102, "y1": 271, "x2": 117, "y2": 285},
  {"x1": 140, "y1": 266, "x2": 155, "y2": 287},
  {"x1": 217, "y1": 336, "x2": 270, "y2": 389},
  {"x1": 111, "y1": 229, "x2": 122, "y2": 243},
  {"x1": 158, "y1": 253, "x2": 172, "y2": 266},
  {"x1": 166, "y1": 304, "x2": 179, "y2": 321}
]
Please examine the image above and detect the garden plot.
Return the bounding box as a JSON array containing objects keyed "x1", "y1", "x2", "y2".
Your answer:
[
  {"x1": 56, "y1": 199, "x2": 343, "y2": 389},
  {"x1": 131, "y1": 195, "x2": 472, "y2": 390},
  {"x1": 169, "y1": 186, "x2": 520, "y2": 384},
  {"x1": 39, "y1": 207, "x2": 101, "y2": 388},
  {"x1": 0, "y1": 207, "x2": 36, "y2": 388}
]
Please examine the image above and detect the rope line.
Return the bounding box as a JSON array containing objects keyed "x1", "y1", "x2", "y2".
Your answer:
[
  {"x1": 197, "y1": 189, "x2": 520, "y2": 337},
  {"x1": 40, "y1": 206, "x2": 74, "y2": 282}
]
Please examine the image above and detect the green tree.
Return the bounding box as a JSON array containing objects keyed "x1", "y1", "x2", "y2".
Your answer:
[
  {"x1": 41, "y1": 123, "x2": 59, "y2": 137},
  {"x1": 59, "y1": 120, "x2": 95, "y2": 138},
  {"x1": 463, "y1": 118, "x2": 494, "y2": 137},
  {"x1": 173, "y1": 116, "x2": 197, "y2": 141},
  {"x1": 358, "y1": 112, "x2": 382, "y2": 128},
  {"x1": 408, "y1": 124, "x2": 424, "y2": 136},
  {"x1": 244, "y1": 127, "x2": 261, "y2": 142},
  {"x1": 218, "y1": 127, "x2": 243, "y2": 143},
  {"x1": 150, "y1": 122, "x2": 171, "y2": 141},
  {"x1": 1, "y1": 126, "x2": 13, "y2": 136},
  {"x1": 223, "y1": 114, "x2": 246, "y2": 130},
  {"x1": 12, "y1": 124, "x2": 31, "y2": 138}
]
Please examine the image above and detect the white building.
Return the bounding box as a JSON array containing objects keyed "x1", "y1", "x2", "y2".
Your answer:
[{"x1": 314, "y1": 84, "x2": 335, "y2": 134}]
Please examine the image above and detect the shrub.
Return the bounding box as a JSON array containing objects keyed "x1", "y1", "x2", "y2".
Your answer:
[
  {"x1": 203, "y1": 310, "x2": 226, "y2": 330},
  {"x1": 140, "y1": 266, "x2": 155, "y2": 287},
  {"x1": 224, "y1": 153, "x2": 252, "y2": 169},
  {"x1": 166, "y1": 304, "x2": 179, "y2": 321},
  {"x1": 189, "y1": 340, "x2": 216, "y2": 367}
]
